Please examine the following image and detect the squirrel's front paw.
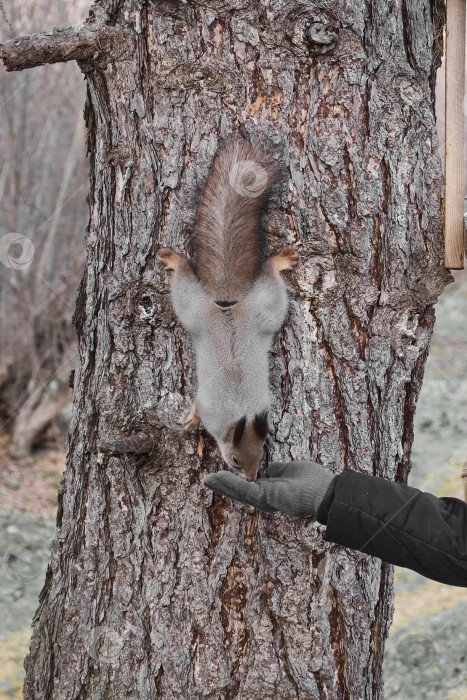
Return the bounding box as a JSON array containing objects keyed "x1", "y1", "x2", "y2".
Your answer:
[
  {"x1": 183, "y1": 415, "x2": 201, "y2": 432},
  {"x1": 271, "y1": 245, "x2": 298, "y2": 272},
  {"x1": 181, "y1": 402, "x2": 201, "y2": 432},
  {"x1": 158, "y1": 247, "x2": 178, "y2": 272}
]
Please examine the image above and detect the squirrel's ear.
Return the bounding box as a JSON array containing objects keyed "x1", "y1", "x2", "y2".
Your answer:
[
  {"x1": 253, "y1": 411, "x2": 269, "y2": 441},
  {"x1": 232, "y1": 416, "x2": 247, "y2": 447}
]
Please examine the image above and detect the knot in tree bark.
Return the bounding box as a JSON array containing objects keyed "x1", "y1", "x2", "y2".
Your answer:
[{"x1": 305, "y1": 21, "x2": 337, "y2": 48}]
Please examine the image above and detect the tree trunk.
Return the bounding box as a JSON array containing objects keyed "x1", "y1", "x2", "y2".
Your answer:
[{"x1": 0, "y1": 0, "x2": 451, "y2": 697}]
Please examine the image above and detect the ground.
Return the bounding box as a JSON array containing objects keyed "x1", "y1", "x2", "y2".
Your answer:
[
  {"x1": 0, "y1": 273, "x2": 466, "y2": 699},
  {"x1": 0, "y1": 434, "x2": 64, "y2": 518},
  {"x1": 383, "y1": 270, "x2": 467, "y2": 699}
]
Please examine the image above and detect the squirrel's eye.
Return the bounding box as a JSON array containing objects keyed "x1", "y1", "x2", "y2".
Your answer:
[{"x1": 232, "y1": 456, "x2": 239, "y2": 465}]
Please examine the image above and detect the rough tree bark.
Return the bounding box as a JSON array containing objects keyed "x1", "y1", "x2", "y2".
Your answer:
[{"x1": 0, "y1": 0, "x2": 451, "y2": 697}]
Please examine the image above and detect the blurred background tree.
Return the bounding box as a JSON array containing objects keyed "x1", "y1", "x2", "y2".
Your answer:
[{"x1": 0, "y1": 0, "x2": 87, "y2": 456}]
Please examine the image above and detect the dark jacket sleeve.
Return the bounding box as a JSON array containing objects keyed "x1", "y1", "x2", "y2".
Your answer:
[{"x1": 316, "y1": 470, "x2": 467, "y2": 587}]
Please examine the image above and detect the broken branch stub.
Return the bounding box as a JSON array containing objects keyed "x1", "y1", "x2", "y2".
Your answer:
[{"x1": 0, "y1": 22, "x2": 134, "y2": 72}]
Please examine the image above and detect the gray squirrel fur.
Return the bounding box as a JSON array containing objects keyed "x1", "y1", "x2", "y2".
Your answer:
[{"x1": 159, "y1": 140, "x2": 297, "y2": 481}]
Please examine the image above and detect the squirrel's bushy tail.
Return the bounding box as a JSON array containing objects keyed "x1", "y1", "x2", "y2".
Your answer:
[{"x1": 192, "y1": 140, "x2": 277, "y2": 299}]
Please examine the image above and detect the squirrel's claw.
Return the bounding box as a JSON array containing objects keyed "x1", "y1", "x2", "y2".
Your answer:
[
  {"x1": 181, "y1": 402, "x2": 201, "y2": 432},
  {"x1": 158, "y1": 247, "x2": 177, "y2": 271},
  {"x1": 183, "y1": 418, "x2": 200, "y2": 432},
  {"x1": 269, "y1": 244, "x2": 298, "y2": 272},
  {"x1": 159, "y1": 248, "x2": 195, "y2": 276},
  {"x1": 282, "y1": 245, "x2": 298, "y2": 269}
]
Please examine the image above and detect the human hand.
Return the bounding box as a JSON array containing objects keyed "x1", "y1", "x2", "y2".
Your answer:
[{"x1": 202, "y1": 460, "x2": 335, "y2": 518}]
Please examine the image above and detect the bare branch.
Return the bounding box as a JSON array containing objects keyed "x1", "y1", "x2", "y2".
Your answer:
[{"x1": 0, "y1": 21, "x2": 133, "y2": 72}]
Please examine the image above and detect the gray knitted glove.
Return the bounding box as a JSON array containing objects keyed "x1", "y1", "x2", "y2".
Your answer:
[{"x1": 202, "y1": 460, "x2": 335, "y2": 518}]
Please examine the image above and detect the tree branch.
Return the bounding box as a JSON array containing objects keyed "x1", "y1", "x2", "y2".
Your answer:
[
  {"x1": 99, "y1": 432, "x2": 154, "y2": 455},
  {"x1": 0, "y1": 22, "x2": 133, "y2": 72}
]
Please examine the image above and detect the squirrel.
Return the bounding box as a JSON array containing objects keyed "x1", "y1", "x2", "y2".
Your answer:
[{"x1": 159, "y1": 139, "x2": 297, "y2": 482}]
